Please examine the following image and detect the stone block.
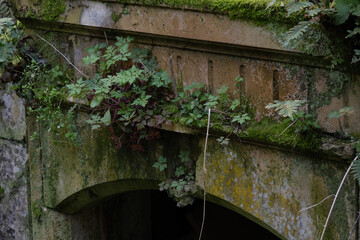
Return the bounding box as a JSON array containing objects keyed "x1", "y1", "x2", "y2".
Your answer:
[
  {"x1": 0, "y1": 139, "x2": 28, "y2": 240},
  {"x1": 0, "y1": 83, "x2": 26, "y2": 141}
]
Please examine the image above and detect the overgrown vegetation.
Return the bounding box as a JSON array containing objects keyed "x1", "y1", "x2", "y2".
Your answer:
[
  {"x1": 0, "y1": 13, "x2": 23, "y2": 71},
  {"x1": 17, "y1": 61, "x2": 78, "y2": 143},
  {"x1": 153, "y1": 151, "x2": 198, "y2": 207},
  {"x1": 272, "y1": 0, "x2": 360, "y2": 67},
  {"x1": 63, "y1": 37, "x2": 252, "y2": 150},
  {"x1": 2, "y1": 0, "x2": 358, "y2": 209}
]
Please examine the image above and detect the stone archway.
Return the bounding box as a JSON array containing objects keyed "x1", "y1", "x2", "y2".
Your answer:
[{"x1": 70, "y1": 190, "x2": 282, "y2": 240}]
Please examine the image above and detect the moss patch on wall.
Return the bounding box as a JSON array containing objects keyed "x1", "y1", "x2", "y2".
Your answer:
[
  {"x1": 41, "y1": 0, "x2": 66, "y2": 21},
  {"x1": 114, "y1": 0, "x2": 300, "y2": 24}
]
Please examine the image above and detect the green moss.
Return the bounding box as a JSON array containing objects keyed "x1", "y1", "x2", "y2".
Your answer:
[
  {"x1": 31, "y1": 199, "x2": 43, "y2": 222},
  {"x1": 41, "y1": 0, "x2": 66, "y2": 22},
  {"x1": 240, "y1": 117, "x2": 321, "y2": 151},
  {"x1": 115, "y1": 0, "x2": 301, "y2": 24}
]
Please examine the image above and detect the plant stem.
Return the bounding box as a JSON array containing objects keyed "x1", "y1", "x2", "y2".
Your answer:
[
  {"x1": 320, "y1": 155, "x2": 359, "y2": 240},
  {"x1": 198, "y1": 109, "x2": 211, "y2": 240}
]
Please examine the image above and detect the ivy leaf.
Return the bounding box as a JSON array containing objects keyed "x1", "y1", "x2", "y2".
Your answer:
[
  {"x1": 153, "y1": 156, "x2": 167, "y2": 171},
  {"x1": 232, "y1": 113, "x2": 250, "y2": 124},
  {"x1": 132, "y1": 92, "x2": 151, "y2": 107},
  {"x1": 175, "y1": 166, "x2": 186, "y2": 177},
  {"x1": 352, "y1": 49, "x2": 360, "y2": 63},
  {"x1": 151, "y1": 71, "x2": 171, "y2": 88},
  {"x1": 82, "y1": 54, "x2": 100, "y2": 65},
  {"x1": 216, "y1": 85, "x2": 229, "y2": 95},
  {"x1": 100, "y1": 109, "x2": 112, "y2": 125},
  {"x1": 217, "y1": 136, "x2": 230, "y2": 146},
  {"x1": 230, "y1": 99, "x2": 240, "y2": 111},
  {"x1": 90, "y1": 96, "x2": 103, "y2": 108},
  {"x1": 179, "y1": 151, "x2": 190, "y2": 163}
]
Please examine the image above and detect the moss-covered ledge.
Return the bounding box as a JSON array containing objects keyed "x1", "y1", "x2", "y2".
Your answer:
[
  {"x1": 162, "y1": 121, "x2": 357, "y2": 161},
  {"x1": 9, "y1": 0, "x2": 300, "y2": 24},
  {"x1": 9, "y1": 0, "x2": 294, "y2": 53}
]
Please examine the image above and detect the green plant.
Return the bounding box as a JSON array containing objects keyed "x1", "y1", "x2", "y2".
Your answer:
[
  {"x1": 327, "y1": 106, "x2": 354, "y2": 134},
  {"x1": 266, "y1": 100, "x2": 320, "y2": 134},
  {"x1": 17, "y1": 61, "x2": 78, "y2": 143},
  {"x1": 173, "y1": 76, "x2": 252, "y2": 134},
  {"x1": 274, "y1": 0, "x2": 360, "y2": 66},
  {"x1": 0, "y1": 0, "x2": 11, "y2": 18},
  {"x1": 67, "y1": 36, "x2": 173, "y2": 150},
  {"x1": 67, "y1": 36, "x2": 252, "y2": 149},
  {"x1": 0, "y1": 17, "x2": 23, "y2": 71},
  {"x1": 153, "y1": 151, "x2": 198, "y2": 207}
]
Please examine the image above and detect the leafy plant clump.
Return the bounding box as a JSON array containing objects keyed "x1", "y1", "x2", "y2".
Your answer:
[
  {"x1": 263, "y1": 100, "x2": 321, "y2": 148},
  {"x1": 274, "y1": 0, "x2": 360, "y2": 66},
  {"x1": 66, "y1": 36, "x2": 252, "y2": 150},
  {"x1": 153, "y1": 151, "x2": 198, "y2": 207},
  {"x1": 0, "y1": 17, "x2": 23, "y2": 71},
  {"x1": 67, "y1": 36, "x2": 174, "y2": 150},
  {"x1": 16, "y1": 61, "x2": 78, "y2": 143},
  {"x1": 172, "y1": 77, "x2": 251, "y2": 131}
]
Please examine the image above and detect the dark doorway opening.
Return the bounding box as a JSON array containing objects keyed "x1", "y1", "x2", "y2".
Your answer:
[{"x1": 71, "y1": 190, "x2": 281, "y2": 240}]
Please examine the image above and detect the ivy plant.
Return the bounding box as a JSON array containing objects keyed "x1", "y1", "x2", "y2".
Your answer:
[
  {"x1": 17, "y1": 61, "x2": 78, "y2": 143},
  {"x1": 273, "y1": 0, "x2": 360, "y2": 66},
  {"x1": 153, "y1": 151, "x2": 198, "y2": 207},
  {"x1": 0, "y1": 17, "x2": 23, "y2": 71},
  {"x1": 67, "y1": 36, "x2": 173, "y2": 150}
]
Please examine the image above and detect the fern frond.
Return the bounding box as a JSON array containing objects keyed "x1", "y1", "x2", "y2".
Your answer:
[
  {"x1": 285, "y1": 21, "x2": 313, "y2": 44},
  {"x1": 266, "y1": 100, "x2": 306, "y2": 120},
  {"x1": 308, "y1": 8, "x2": 322, "y2": 17},
  {"x1": 287, "y1": 1, "x2": 314, "y2": 16},
  {"x1": 352, "y1": 156, "x2": 360, "y2": 184},
  {"x1": 0, "y1": 0, "x2": 11, "y2": 18}
]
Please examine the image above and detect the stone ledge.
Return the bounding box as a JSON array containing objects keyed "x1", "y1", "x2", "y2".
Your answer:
[{"x1": 160, "y1": 123, "x2": 356, "y2": 161}]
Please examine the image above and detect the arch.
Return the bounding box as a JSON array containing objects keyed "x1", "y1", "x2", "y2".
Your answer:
[
  {"x1": 55, "y1": 179, "x2": 159, "y2": 214},
  {"x1": 205, "y1": 193, "x2": 286, "y2": 240},
  {"x1": 56, "y1": 179, "x2": 285, "y2": 239}
]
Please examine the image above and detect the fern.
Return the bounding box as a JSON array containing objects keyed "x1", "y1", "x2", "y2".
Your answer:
[
  {"x1": 266, "y1": 100, "x2": 306, "y2": 120},
  {"x1": 287, "y1": 1, "x2": 314, "y2": 16},
  {"x1": 0, "y1": 0, "x2": 11, "y2": 18},
  {"x1": 352, "y1": 156, "x2": 360, "y2": 184},
  {"x1": 285, "y1": 21, "x2": 313, "y2": 44}
]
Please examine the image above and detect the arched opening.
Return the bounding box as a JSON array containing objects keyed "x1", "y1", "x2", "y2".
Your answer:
[{"x1": 70, "y1": 190, "x2": 281, "y2": 239}]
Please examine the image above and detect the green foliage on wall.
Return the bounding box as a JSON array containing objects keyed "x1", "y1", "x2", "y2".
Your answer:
[
  {"x1": 0, "y1": 17, "x2": 23, "y2": 71},
  {"x1": 274, "y1": 0, "x2": 360, "y2": 66},
  {"x1": 153, "y1": 151, "x2": 198, "y2": 207}
]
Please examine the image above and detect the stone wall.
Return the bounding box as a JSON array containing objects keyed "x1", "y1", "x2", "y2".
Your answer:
[{"x1": 0, "y1": 83, "x2": 29, "y2": 240}]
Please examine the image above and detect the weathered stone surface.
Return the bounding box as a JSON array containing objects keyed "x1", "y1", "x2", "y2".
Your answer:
[
  {"x1": 26, "y1": 115, "x2": 357, "y2": 240},
  {"x1": 0, "y1": 139, "x2": 28, "y2": 240},
  {"x1": 6, "y1": 1, "x2": 360, "y2": 239},
  {"x1": 198, "y1": 138, "x2": 357, "y2": 240},
  {"x1": 0, "y1": 83, "x2": 26, "y2": 141}
]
